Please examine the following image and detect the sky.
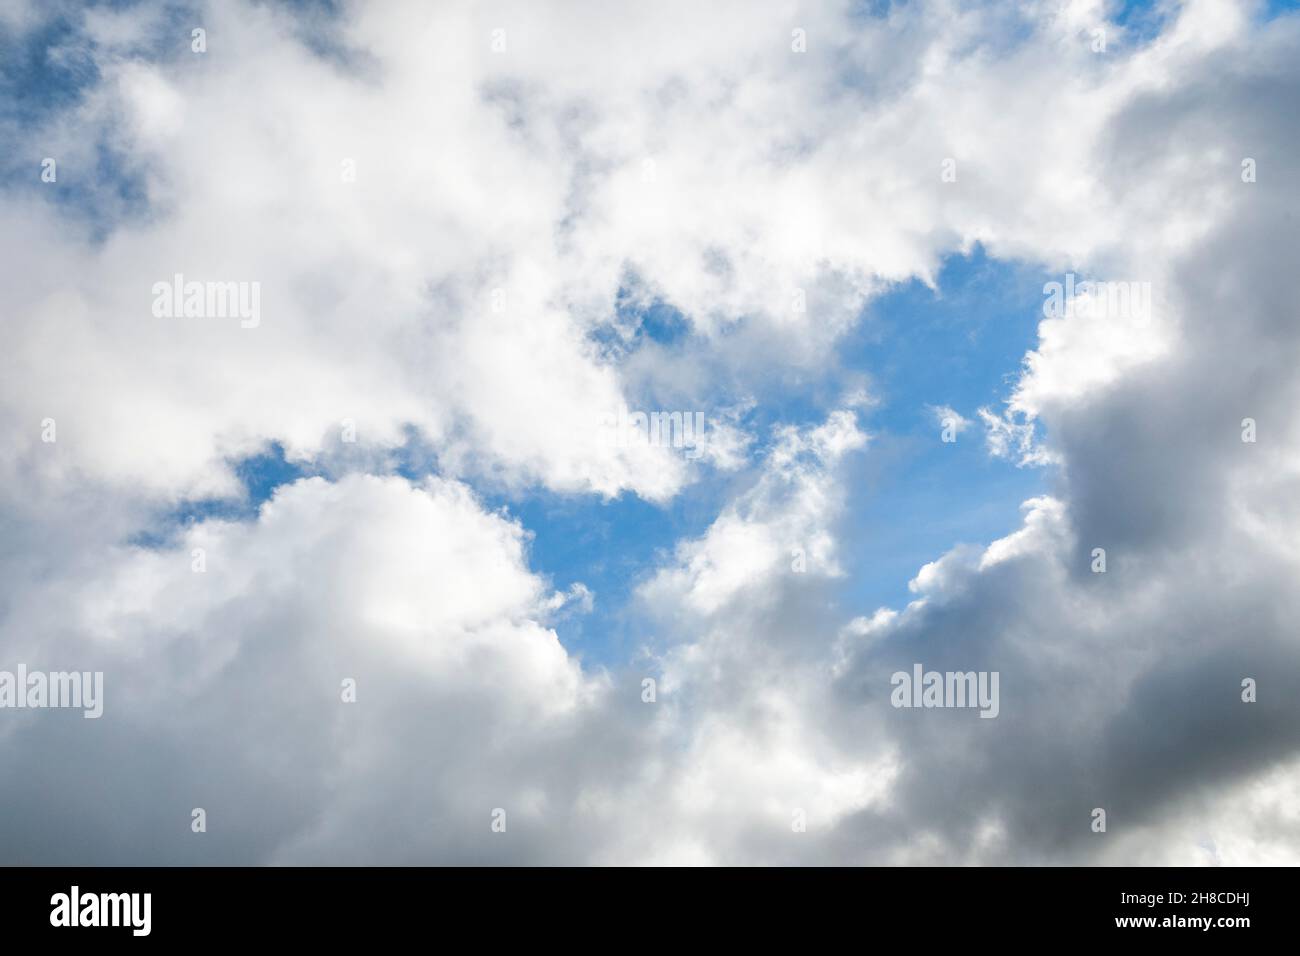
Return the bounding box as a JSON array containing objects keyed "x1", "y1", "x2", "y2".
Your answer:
[{"x1": 1, "y1": 0, "x2": 1299, "y2": 865}]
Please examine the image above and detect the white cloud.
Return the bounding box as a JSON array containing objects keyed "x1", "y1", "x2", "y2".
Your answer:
[
  {"x1": 928, "y1": 403, "x2": 971, "y2": 436},
  {"x1": 638, "y1": 410, "x2": 867, "y2": 617},
  {"x1": 978, "y1": 406, "x2": 1056, "y2": 466}
]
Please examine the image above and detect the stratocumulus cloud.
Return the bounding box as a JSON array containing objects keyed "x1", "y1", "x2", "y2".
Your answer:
[{"x1": 1, "y1": 0, "x2": 1298, "y2": 866}]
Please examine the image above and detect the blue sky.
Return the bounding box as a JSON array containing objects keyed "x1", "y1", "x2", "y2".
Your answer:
[
  {"x1": 467, "y1": 248, "x2": 1053, "y2": 662},
  {"x1": 837, "y1": 249, "x2": 1050, "y2": 612}
]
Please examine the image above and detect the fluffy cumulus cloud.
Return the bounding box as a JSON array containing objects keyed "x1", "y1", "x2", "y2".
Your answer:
[{"x1": 1, "y1": 0, "x2": 1298, "y2": 864}]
